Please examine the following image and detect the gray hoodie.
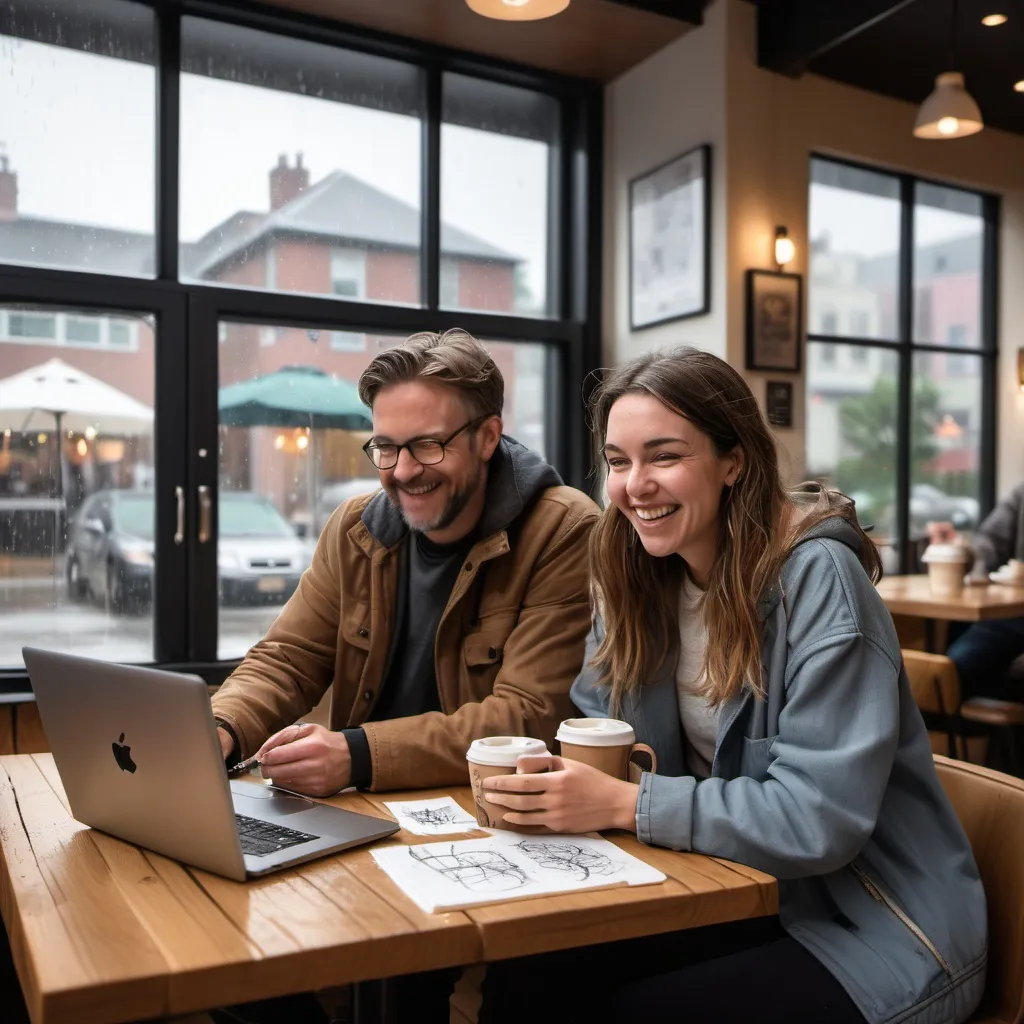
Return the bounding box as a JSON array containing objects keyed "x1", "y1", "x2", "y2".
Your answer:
[{"x1": 572, "y1": 518, "x2": 987, "y2": 1024}]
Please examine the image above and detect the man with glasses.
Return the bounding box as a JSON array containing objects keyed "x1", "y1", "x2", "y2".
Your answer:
[{"x1": 210, "y1": 328, "x2": 599, "y2": 798}]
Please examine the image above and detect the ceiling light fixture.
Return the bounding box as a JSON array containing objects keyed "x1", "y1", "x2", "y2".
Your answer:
[
  {"x1": 464, "y1": 0, "x2": 570, "y2": 19},
  {"x1": 981, "y1": 13, "x2": 1007, "y2": 26},
  {"x1": 914, "y1": 1, "x2": 984, "y2": 139},
  {"x1": 1014, "y1": 80, "x2": 1024, "y2": 93}
]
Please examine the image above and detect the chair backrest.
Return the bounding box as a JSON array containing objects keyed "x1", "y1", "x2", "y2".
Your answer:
[
  {"x1": 934, "y1": 755, "x2": 1024, "y2": 1024},
  {"x1": 903, "y1": 650, "x2": 961, "y2": 715}
]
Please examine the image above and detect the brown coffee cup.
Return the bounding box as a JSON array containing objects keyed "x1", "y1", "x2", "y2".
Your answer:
[
  {"x1": 466, "y1": 736, "x2": 549, "y2": 830},
  {"x1": 556, "y1": 718, "x2": 657, "y2": 783}
]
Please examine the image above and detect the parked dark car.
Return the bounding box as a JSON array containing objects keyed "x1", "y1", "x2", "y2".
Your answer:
[{"x1": 66, "y1": 489, "x2": 312, "y2": 614}]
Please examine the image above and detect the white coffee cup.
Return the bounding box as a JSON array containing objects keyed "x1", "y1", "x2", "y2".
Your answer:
[
  {"x1": 921, "y1": 543, "x2": 971, "y2": 597},
  {"x1": 466, "y1": 736, "x2": 549, "y2": 830},
  {"x1": 1002, "y1": 559, "x2": 1024, "y2": 585}
]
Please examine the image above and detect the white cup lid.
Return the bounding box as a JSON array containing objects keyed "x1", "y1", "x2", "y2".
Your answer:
[
  {"x1": 922, "y1": 544, "x2": 970, "y2": 564},
  {"x1": 466, "y1": 736, "x2": 548, "y2": 767},
  {"x1": 556, "y1": 718, "x2": 636, "y2": 747}
]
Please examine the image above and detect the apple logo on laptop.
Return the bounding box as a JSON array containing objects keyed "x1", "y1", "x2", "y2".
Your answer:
[{"x1": 112, "y1": 733, "x2": 137, "y2": 774}]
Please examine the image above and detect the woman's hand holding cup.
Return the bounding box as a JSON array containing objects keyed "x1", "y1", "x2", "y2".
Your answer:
[{"x1": 483, "y1": 753, "x2": 639, "y2": 834}]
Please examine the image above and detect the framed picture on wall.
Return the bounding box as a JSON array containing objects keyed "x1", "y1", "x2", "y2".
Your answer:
[
  {"x1": 745, "y1": 269, "x2": 803, "y2": 373},
  {"x1": 629, "y1": 144, "x2": 710, "y2": 330}
]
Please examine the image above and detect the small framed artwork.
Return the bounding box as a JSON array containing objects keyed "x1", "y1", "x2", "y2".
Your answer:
[
  {"x1": 745, "y1": 269, "x2": 803, "y2": 373},
  {"x1": 629, "y1": 144, "x2": 710, "y2": 330},
  {"x1": 765, "y1": 380, "x2": 793, "y2": 428}
]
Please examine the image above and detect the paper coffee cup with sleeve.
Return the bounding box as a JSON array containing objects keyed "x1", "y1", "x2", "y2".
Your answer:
[
  {"x1": 921, "y1": 542, "x2": 971, "y2": 597},
  {"x1": 466, "y1": 736, "x2": 549, "y2": 829},
  {"x1": 556, "y1": 718, "x2": 657, "y2": 783}
]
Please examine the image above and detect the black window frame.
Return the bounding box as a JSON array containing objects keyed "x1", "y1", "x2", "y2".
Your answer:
[
  {"x1": 0, "y1": 0, "x2": 603, "y2": 689},
  {"x1": 806, "y1": 154, "x2": 999, "y2": 575}
]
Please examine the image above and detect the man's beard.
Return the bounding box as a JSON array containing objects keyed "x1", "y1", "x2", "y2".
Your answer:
[{"x1": 385, "y1": 465, "x2": 483, "y2": 534}]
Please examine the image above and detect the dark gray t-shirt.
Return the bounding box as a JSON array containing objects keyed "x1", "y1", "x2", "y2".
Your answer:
[{"x1": 372, "y1": 530, "x2": 475, "y2": 721}]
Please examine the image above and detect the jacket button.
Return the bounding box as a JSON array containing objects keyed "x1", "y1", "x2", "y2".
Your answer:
[
  {"x1": 464, "y1": 562, "x2": 474, "y2": 572},
  {"x1": 363, "y1": 690, "x2": 374, "y2": 701},
  {"x1": 357, "y1": 627, "x2": 369, "y2": 638}
]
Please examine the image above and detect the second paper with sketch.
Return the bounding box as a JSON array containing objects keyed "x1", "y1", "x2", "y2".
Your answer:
[{"x1": 371, "y1": 831, "x2": 665, "y2": 913}]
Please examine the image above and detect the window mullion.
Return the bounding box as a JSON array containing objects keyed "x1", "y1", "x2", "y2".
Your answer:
[{"x1": 895, "y1": 176, "x2": 914, "y2": 574}]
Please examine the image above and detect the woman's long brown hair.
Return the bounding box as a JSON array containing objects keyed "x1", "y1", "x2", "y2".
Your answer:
[{"x1": 588, "y1": 348, "x2": 882, "y2": 712}]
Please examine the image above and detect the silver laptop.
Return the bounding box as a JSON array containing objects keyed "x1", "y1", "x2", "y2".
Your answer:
[{"x1": 23, "y1": 648, "x2": 399, "y2": 881}]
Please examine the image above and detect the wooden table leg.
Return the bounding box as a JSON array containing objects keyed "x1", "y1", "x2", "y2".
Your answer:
[{"x1": 353, "y1": 979, "x2": 393, "y2": 1024}]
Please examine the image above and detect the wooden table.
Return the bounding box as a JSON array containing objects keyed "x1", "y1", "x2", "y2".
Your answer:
[
  {"x1": 877, "y1": 574, "x2": 1024, "y2": 651},
  {"x1": 0, "y1": 754, "x2": 776, "y2": 1024}
]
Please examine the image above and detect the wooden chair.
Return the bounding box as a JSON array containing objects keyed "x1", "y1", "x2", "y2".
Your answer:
[
  {"x1": 902, "y1": 650, "x2": 1024, "y2": 773},
  {"x1": 934, "y1": 756, "x2": 1024, "y2": 1024}
]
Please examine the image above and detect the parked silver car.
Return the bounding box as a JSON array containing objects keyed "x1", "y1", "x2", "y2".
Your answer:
[{"x1": 66, "y1": 489, "x2": 312, "y2": 613}]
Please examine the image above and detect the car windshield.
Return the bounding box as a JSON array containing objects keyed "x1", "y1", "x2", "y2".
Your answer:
[
  {"x1": 113, "y1": 496, "x2": 155, "y2": 540},
  {"x1": 220, "y1": 496, "x2": 294, "y2": 538}
]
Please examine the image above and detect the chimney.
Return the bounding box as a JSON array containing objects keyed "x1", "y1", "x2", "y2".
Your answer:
[
  {"x1": 0, "y1": 152, "x2": 17, "y2": 221},
  {"x1": 269, "y1": 152, "x2": 309, "y2": 211}
]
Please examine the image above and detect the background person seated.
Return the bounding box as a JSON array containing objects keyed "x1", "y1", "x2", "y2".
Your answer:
[{"x1": 931, "y1": 480, "x2": 1024, "y2": 699}]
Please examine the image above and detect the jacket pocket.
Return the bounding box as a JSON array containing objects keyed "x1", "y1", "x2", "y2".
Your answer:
[
  {"x1": 851, "y1": 862, "x2": 954, "y2": 978},
  {"x1": 341, "y1": 600, "x2": 371, "y2": 651}
]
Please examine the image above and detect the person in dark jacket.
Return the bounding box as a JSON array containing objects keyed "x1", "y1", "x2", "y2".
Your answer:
[{"x1": 938, "y1": 482, "x2": 1024, "y2": 698}]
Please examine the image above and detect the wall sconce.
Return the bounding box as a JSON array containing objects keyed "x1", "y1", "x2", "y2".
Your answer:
[
  {"x1": 1018, "y1": 347, "x2": 1024, "y2": 392},
  {"x1": 774, "y1": 226, "x2": 795, "y2": 271}
]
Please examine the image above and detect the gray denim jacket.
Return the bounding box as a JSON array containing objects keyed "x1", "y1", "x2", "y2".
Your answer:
[{"x1": 572, "y1": 518, "x2": 986, "y2": 1024}]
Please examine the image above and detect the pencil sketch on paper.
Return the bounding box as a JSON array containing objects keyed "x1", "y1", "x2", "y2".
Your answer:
[
  {"x1": 408, "y1": 844, "x2": 529, "y2": 892},
  {"x1": 383, "y1": 796, "x2": 480, "y2": 836},
  {"x1": 407, "y1": 806, "x2": 463, "y2": 829},
  {"x1": 514, "y1": 840, "x2": 621, "y2": 881}
]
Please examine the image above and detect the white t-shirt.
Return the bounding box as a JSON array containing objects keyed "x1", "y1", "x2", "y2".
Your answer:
[{"x1": 676, "y1": 575, "x2": 720, "y2": 778}]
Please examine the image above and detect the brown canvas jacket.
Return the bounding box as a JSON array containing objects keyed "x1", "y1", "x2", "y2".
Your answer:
[{"x1": 211, "y1": 443, "x2": 599, "y2": 790}]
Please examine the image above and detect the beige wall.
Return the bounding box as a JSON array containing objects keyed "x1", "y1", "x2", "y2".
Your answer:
[
  {"x1": 605, "y1": 0, "x2": 1024, "y2": 495},
  {"x1": 602, "y1": 0, "x2": 728, "y2": 364}
]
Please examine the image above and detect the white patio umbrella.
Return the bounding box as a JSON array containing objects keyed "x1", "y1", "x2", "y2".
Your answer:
[{"x1": 0, "y1": 357, "x2": 154, "y2": 500}]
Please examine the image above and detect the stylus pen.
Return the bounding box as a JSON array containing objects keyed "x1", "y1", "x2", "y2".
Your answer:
[{"x1": 228, "y1": 753, "x2": 261, "y2": 776}]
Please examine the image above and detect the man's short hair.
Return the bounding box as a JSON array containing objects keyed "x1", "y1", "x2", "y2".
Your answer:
[{"x1": 357, "y1": 328, "x2": 504, "y2": 419}]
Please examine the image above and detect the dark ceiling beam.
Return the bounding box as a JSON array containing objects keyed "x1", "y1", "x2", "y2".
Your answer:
[
  {"x1": 758, "y1": 0, "x2": 918, "y2": 77},
  {"x1": 604, "y1": 0, "x2": 706, "y2": 26}
]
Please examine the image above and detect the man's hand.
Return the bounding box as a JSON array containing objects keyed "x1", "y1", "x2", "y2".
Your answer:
[
  {"x1": 217, "y1": 726, "x2": 234, "y2": 762},
  {"x1": 255, "y1": 723, "x2": 352, "y2": 797},
  {"x1": 483, "y1": 754, "x2": 639, "y2": 834},
  {"x1": 927, "y1": 520, "x2": 958, "y2": 545}
]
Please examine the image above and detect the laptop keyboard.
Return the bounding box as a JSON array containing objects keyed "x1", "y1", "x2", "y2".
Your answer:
[{"x1": 235, "y1": 813, "x2": 319, "y2": 858}]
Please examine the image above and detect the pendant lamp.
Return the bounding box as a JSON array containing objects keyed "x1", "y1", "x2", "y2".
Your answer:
[
  {"x1": 465, "y1": 0, "x2": 570, "y2": 20},
  {"x1": 914, "y1": 0, "x2": 983, "y2": 139}
]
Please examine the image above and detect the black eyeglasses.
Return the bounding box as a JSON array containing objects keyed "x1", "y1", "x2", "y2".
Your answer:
[{"x1": 362, "y1": 416, "x2": 489, "y2": 471}]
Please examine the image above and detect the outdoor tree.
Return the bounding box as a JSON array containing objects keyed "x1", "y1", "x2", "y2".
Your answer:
[{"x1": 835, "y1": 377, "x2": 941, "y2": 525}]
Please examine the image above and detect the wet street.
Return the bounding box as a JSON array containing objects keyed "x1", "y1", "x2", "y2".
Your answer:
[{"x1": 0, "y1": 574, "x2": 281, "y2": 666}]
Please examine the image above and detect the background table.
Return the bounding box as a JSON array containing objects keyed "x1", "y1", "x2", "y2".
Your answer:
[
  {"x1": 0, "y1": 753, "x2": 777, "y2": 1024},
  {"x1": 877, "y1": 574, "x2": 1024, "y2": 651}
]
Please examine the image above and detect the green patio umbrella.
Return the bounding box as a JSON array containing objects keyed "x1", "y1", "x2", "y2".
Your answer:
[
  {"x1": 219, "y1": 366, "x2": 373, "y2": 528},
  {"x1": 218, "y1": 365, "x2": 371, "y2": 431}
]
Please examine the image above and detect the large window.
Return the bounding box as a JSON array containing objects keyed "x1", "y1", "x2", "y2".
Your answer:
[
  {"x1": 806, "y1": 157, "x2": 996, "y2": 572},
  {"x1": 0, "y1": 1, "x2": 600, "y2": 679}
]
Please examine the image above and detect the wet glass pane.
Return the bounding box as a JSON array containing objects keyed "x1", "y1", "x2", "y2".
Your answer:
[
  {"x1": 180, "y1": 17, "x2": 424, "y2": 304},
  {"x1": 806, "y1": 341, "x2": 901, "y2": 572},
  {"x1": 0, "y1": 0, "x2": 156, "y2": 276},
  {"x1": 441, "y1": 74, "x2": 557, "y2": 317},
  {"x1": 913, "y1": 183, "x2": 984, "y2": 348},
  {"x1": 809, "y1": 159, "x2": 901, "y2": 341},
  {"x1": 0, "y1": 304, "x2": 155, "y2": 667}
]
